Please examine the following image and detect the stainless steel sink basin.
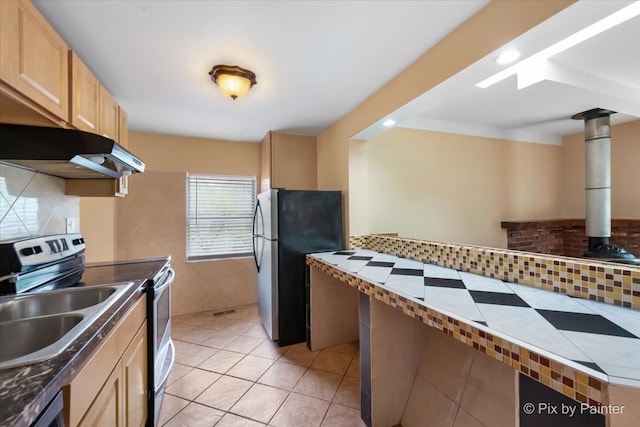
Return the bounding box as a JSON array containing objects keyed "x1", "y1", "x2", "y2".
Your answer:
[
  {"x1": 0, "y1": 283, "x2": 134, "y2": 369},
  {"x1": 0, "y1": 314, "x2": 83, "y2": 362},
  {"x1": 0, "y1": 287, "x2": 117, "y2": 321}
]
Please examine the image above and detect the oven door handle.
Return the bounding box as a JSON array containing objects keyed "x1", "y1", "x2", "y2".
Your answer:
[
  {"x1": 157, "y1": 339, "x2": 176, "y2": 388},
  {"x1": 154, "y1": 267, "x2": 175, "y2": 296}
]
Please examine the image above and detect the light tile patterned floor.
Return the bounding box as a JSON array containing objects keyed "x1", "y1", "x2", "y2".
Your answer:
[{"x1": 161, "y1": 304, "x2": 365, "y2": 427}]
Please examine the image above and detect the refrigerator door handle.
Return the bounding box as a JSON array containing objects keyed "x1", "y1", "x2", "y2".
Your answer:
[
  {"x1": 252, "y1": 199, "x2": 259, "y2": 237},
  {"x1": 252, "y1": 200, "x2": 262, "y2": 272},
  {"x1": 253, "y1": 237, "x2": 260, "y2": 272}
]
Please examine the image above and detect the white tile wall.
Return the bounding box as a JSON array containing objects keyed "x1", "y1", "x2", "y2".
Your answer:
[{"x1": 0, "y1": 164, "x2": 79, "y2": 241}]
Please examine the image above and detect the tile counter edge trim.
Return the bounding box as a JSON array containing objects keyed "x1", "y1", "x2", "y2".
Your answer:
[
  {"x1": 349, "y1": 235, "x2": 640, "y2": 311},
  {"x1": 306, "y1": 257, "x2": 608, "y2": 407}
]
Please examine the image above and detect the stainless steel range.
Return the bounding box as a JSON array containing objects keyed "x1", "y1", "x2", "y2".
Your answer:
[
  {"x1": 0, "y1": 233, "x2": 174, "y2": 427},
  {"x1": 145, "y1": 261, "x2": 175, "y2": 427}
]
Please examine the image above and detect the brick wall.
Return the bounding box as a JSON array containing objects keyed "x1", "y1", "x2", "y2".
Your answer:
[{"x1": 501, "y1": 219, "x2": 640, "y2": 258}]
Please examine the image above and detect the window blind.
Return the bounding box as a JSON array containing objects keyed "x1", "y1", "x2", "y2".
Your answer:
[{"x1": 186, "y1": 174, "x2": 256, "y2": 261}]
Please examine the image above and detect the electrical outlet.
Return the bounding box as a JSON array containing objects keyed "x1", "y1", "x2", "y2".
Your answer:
[{"x1": 66, "y1": 217, "x2": 76, "y2": 233}]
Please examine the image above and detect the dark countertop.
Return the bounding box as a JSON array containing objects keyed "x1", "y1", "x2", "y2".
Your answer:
[{"x1": 0, "y1": 256, "x2": 170, "y2": 427}]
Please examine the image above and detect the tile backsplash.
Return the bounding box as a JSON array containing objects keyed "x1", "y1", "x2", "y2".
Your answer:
[
  {"x1": 0, "y1": 164, "x2": 79, "y2": 241},
  {"x1": 350, "y1": 234, "x2": 640, "y2": 311}
]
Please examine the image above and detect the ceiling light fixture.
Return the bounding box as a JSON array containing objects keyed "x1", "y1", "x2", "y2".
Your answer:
[
  {"x1": 476, "y1": 2, "x2": 640, "y2": 89},
  {"x1": 382, "y1": 119, "x2": 396, "y2": 127},
  {"x1": 209, "y1": 64, "x2": 257, "y2": 100}
]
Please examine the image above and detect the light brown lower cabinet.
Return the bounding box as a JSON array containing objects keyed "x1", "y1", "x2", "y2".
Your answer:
[
  {"x1": 78, "y1": 362, "x2": 122, "y2": 427},
  {"x1": 64, "y1": 295, "x2": 147, "y2": 427},
  {"x1": 122, "y1": 323, "x2": 147, "y2": 427}
]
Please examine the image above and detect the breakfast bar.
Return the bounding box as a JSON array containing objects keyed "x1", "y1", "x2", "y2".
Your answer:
[{"x1": 306, "y1": 235, "x2": 640, "y2": 427}]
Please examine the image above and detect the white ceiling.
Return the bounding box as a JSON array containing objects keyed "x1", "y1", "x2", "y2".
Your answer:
[
  {"x1": 355, "y1": 0, "x2": 640, "y2": 144},
  {"x1": 32, "y1": 0, "x2": 488, "y2": 142},
  {"x1": 33, "y1": 1, "x2": 640, "y2": 145}
]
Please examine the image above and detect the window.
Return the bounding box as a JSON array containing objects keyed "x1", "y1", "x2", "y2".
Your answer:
[{"x1": 186, "y1": 174, "x2": 256, "y2": 261}]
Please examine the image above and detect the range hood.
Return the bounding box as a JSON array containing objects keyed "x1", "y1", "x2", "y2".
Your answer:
[{"x1": 0, "y1": 123, "x2": 145, "y2": 179}]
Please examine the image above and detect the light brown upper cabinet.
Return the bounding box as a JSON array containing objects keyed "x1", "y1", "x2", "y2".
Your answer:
[
  {"x1": 260, "y1": 131, "x2": 318, "y2": 192},
  {"x1": 0, "y1": 0, "x2": 69, "y2": 122},
  {"x1": 99, "y1": 86, "x2": 119, "y2": 141},
  {"x1": 260, "y1": 132, "x2": 272, "y2": 192},
  {"x1": 67, "y1": 56, "x2": 130, "y2": 197},
  {"x1": 69, "y1": 52, "x2": 128, "y2": 147},
  {"x1": 69, "y1": 51, "x2": 100, "y2": 133},
  {"x1": 118, "y1": 106, "x2": 128, "y2": 148}
]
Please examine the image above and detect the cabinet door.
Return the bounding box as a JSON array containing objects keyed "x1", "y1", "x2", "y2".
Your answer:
[
  {"x1": 78, "y1": 364, "x2": 124, "y2": 427},
  {"x1": 63, "y1": 297, "x2": 146, "y2": 426},
  {"x1": 69, "y1": 52, "x2": 100, "y2": 132},
  {"x1": 122, "y1": 322, "x2": 147, "y2": 427},
  {"x1": 0, "y1": 0, "x2": 69, "y2": 121},
  {"x1": 260, "y1": 132, "x2": 272, "y2": 192},
  {"x1": 99, "y1": 87, "x2": 119, "y2": 141},
  {"x1": 118, "y1": 106, "x2": 128, "y2": 148}
]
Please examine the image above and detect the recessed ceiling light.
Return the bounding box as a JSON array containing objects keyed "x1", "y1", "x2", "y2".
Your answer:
[
  {"x1": 496, "y1": 49, "x2": 520, "y2": 64},
  {"x1": 476, "y1": 2, "x2": 640, "y2": 89},
  {"x1": 382, "y1": 119, "x2": 396, "y2": 127}
]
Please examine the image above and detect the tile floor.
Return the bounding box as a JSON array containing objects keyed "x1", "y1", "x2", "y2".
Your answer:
[{"x1": 160, "y1": 304, "x2": 366, "y2": 427}]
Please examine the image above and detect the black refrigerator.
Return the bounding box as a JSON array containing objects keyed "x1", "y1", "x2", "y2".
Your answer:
[{"x1": 252, "y1": 189, "x2": 344, "y2": 346}]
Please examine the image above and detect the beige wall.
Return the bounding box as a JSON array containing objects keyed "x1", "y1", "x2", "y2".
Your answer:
[
  {"x1": 560, "y1": 119, "x2": 640, "y2": 220},
  {"x1": 350, "y1": 128, "x2": 563, "y2": 248},
  {"x1": 81, "y1": 130, "x2": 260, "y2": 264},
  {"x1": 316, "y1": 1, "x2": 575, "y2": 241},
  {"x1": 348, "y1": 139, "x2": 369, "y2": 236},
  {"x1": 349, "y1": 120, "x2": 639, "y2": 248},
  {"x1": 115, "y1": 131, "x2": 261, "y2": 315},
  {"x1": 366, "y1": 298, "x2": 516, "y2": 427},
  {"x1": 129, "y1": 130, "x2": 258, "y2": 175},
  {"x1": 270, "y1": 132, "x2": 317, "y2": 190},
  {"x1": 80, "y1": 198, "x2": 116, "y2": 262}
]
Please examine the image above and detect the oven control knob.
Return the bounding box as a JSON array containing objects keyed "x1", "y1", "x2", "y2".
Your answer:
[
  {"x1": 20, "y1": 246, "x2": 42, "y2": 256},
  {"x1": 72, "y1": 238, "x2": 85, "y2": 246}
]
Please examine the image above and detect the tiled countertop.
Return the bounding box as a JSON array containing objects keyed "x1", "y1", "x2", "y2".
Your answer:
[{"x1": 307, "y1": 249, "x2": 640, "y2": 401}]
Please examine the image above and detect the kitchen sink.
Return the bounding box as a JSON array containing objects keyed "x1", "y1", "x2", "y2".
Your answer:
[
  {"x1": 0, "y1": 287, "x2": 118, "y2": 321},
  {"x1": 0, "y1": 314, "x2": 83, "y2": 362},
  {"x1": 0, "y1": 283, "x2": 134, "y2": 369}
]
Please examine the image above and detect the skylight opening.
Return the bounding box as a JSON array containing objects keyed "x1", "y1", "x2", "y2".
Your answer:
[{"x1": 476, "y1": 2, "x2": 640, "y2": 89}]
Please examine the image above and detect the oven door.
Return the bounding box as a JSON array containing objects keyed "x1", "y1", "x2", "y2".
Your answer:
[{"x1": 148, "y1": 266, "x2": 175, "y2": 427}]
